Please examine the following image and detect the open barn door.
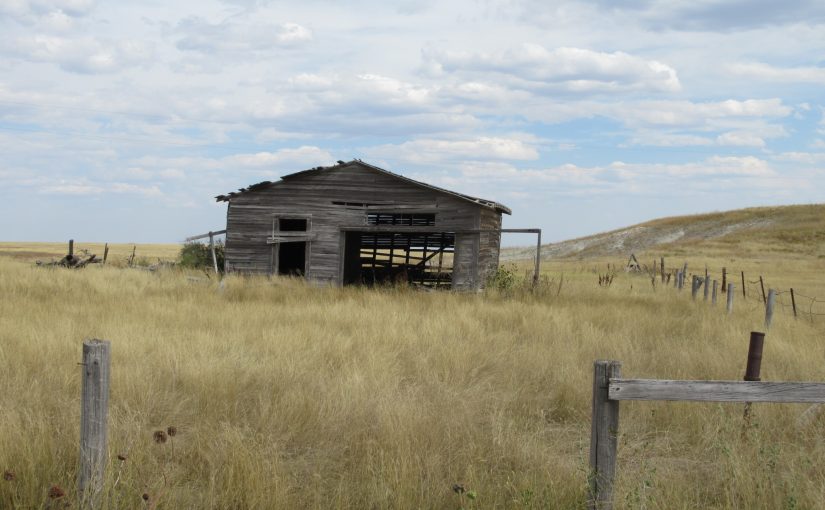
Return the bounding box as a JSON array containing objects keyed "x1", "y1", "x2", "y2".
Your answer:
[{"x1": 342, "y1": 231, "x2": 455, "y2": 288}]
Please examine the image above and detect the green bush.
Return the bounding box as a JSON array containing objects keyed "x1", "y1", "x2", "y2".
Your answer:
[
  {"x1": 487, "y1": 264, "x2": 518, "y2": 291},
  {"x1": 179, "y1": 241, "x2": 225, "y2": 271}
]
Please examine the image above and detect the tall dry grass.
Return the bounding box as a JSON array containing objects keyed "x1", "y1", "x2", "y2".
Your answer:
[{"x1": 1, "y1": 254, "x2": 824, "y2": 509}]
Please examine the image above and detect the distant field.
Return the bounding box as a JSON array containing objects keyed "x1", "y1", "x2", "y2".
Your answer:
[
  {"x1": 2, "y1": 234, "x2": 825, "y2": 508},
  {"x1": 0, "y1": 241, "x2": 181, "y2": 265}
]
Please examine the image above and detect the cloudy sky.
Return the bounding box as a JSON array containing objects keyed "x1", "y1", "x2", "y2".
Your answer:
[{"x1": 2, "y1": 0, "x2": 824, "y2": 244}]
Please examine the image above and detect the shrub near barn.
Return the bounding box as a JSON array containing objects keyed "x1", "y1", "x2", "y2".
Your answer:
[{"x1": 178, "y1": 241, "x2": 224, "y2": 272}]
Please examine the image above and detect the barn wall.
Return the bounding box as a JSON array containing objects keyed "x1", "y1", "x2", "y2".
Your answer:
[
  {"x1": 477, "y1": 207, "x2": 502, "y2": 288},
  {"x1": 452, "y1": 232, "x2": 479, "y2": 291},
  {"x1": 224, "y1": 163, "x2": 496, "y2": 288}
]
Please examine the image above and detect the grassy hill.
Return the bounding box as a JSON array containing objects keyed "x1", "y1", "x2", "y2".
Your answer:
[{"x1": 504, "y1": 203, "x2": 825, "y2": 261}]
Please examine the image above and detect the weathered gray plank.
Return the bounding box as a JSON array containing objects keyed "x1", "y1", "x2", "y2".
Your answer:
[
  {"x1": 185, "y1": 229, "x2": 226, "y2": 242},
  {"x1": 609, "y1": 379, "x2": 825, "y2": 403}
]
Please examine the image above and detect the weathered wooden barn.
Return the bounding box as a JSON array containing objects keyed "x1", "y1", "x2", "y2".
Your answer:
[{"x1": 216, "y1": 160, "x2": 512, "y2": 290}]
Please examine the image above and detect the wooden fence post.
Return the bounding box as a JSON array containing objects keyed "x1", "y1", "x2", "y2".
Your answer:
[
  {"x1": 721, "y1": 267, "x2": 727, "y2": 293},
  {"x1": 742, "y1": 332, "x2": 765, "y2": 432},
  {"x1": 69, "y1": 239, "x2": 75, "y2": 258},
  {"x1": 79, "y1": 339, "x2": 111, "y2": 509},
  {"x1": 765, "y1": 289, "x2": 776, "y2": 328},
  {"x1": 703, "y1": 275, "x2": 710, "y2": 301},
  {"x1": 534, "y1": 230, "x2": 542, "y2": 287},
  {"x1": 691, "y1": 276, "x2": 700, "y2": 300},
  {"x1": 102, "y1": 243, "x2": 109, "y2": 265},
  {"x1": 741, "y1": 271, "x2": 746, "y2": 298},
  {"x1": 660, "y1": 257, "x2": 665, "y2": 283},
  {"x1": 759, "y1": 277, "x2": 767, "y2": 305},
  {"x1": 589, "y1": 360, "x2": 621, "y2": 510},
  {"x1": 209, "y1": 232, "x2": 219, "y2": 275},
  {"x1": 727, "y1": 283, "x2": 735, "y2": 314},
  {"x1": 790, "y1": 288, "x2": 797, "y2": 318},
  {"x1": 712, "y1": 280, "x2": 718, "y2": 305}
]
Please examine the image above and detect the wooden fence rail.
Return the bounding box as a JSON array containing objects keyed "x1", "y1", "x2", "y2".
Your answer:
[
  {"x1": 608, "y1": 379, "x2": 825, "y2": 403},
  {"x1": 588, "y1": 342, "x2": 825, "y2": 509}
]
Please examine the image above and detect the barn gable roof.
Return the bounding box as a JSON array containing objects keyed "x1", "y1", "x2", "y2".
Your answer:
[{"x1": 215, "y1": 159, "x2": 511, "y2": 214}]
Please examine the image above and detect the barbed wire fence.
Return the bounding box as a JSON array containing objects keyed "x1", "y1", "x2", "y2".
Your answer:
[{"x1": 610, "y1": 258, "x2": 825, "y2": 324}]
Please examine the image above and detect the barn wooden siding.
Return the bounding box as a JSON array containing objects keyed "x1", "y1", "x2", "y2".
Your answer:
[{"x1": 219, "y1": 161, "x2": 508, "y2": 290}]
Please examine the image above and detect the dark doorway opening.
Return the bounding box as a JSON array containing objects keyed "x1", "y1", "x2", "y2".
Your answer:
[
  {"x1": 343, "y1": 231, "x2": 454, "y2": 288},
  {"x1": 275, "y1": 217, "x2": 308, "y2": 276},
  {"x1": 278, "y1": 242, "x2": 306, "y2": 275}
]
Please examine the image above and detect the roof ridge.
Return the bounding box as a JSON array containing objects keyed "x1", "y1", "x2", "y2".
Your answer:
[{"x1": 216, "y1": 159, "x2": 511, "y2": 215}]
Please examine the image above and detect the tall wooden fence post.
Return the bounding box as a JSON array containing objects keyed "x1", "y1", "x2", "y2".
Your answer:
[
  {"x1": 691, "y1": 276, "x2": 699, "y2": 300},
  {"x1": 79, "y1": 339, "x2": 111, "y2": 509},
  {"x1": 69, "y1": 239, "x2": 75, "y2": 258},
  {"x1": 660, "y1": 257, "x2": 665, "y2": 284},
  {"x1": 727, "y1": 283, "x2": 735, "y2": 314},
  {"x1": 589, "y1": 360, "x2": 621, "y2": 510},
  {"x1": 533, "y1": 230, "x2": 542, "y2": 286},
  {"x1": 742, "y1": 332, "x2": 765, "y2": 433},
  {"x1": 209, "y1": 232, "x2": 219, "y2": 275},
  {"x1": 790, "y1": 288, "x2": 797, "y2": 319},
  {"x1": 712, "y1": 280, "x2": 718, "y2": 305},
  {"x1": 759, "y1": 276, "x2": 767, "y2": 305},
  {"x1": 721, "y1": 267, "x2": 727, "y2": 293},
  {"x1": 703, "y1": 275, "x2": 710, "y2": 301},
  {"x1": 741, "y1": 271, "x2": 746, "y2": 298},
  {"x1": 102, "y1": 243, "x2": 109, "y2": 265},
  {"x1": 765, "y1": 289, "x2": 776, "y2": 328}
]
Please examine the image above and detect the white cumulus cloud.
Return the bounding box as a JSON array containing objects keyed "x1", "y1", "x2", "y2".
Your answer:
[{"x1": 423, "y1": 44, "x2": 681, "y2": 93}]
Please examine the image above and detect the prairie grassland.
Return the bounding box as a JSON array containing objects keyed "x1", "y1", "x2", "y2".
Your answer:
[{"x1": 1, "y1": 249, "x2": 825, "y2": 509}]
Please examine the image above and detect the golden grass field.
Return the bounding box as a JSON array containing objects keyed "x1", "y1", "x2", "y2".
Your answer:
[{"x1": 1, "y1": 211, "x2": 824, "y2": 509}]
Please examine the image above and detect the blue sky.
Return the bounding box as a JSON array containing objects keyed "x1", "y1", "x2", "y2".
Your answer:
[{"x1": 1, "y1": 0, "x2": 824, "y2": 245}]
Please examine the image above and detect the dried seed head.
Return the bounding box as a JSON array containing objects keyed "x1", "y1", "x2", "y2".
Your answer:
[
  {"x1": 166, "y1": 426, "x2": 177, "y2": 437},
  {"x1": 153, "y1": 430, "x2": 168, "y2": 444},
  {"x1": 117, "y1": 454, "x2": 127, "y2": 461},
  {"x1": 48, "y1": 485, "x2": 65, "y2": 499},
  {"x1": 142, "y1": 493, "x2": 150, "y2": 501},
  {"x1": 3, "y1": 470, "x2": 15, "y2": 481}
]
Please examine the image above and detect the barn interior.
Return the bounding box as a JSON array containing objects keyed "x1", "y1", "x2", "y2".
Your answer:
[{"x1": 342, "y1": 212, "x2": 455, "y2": 287}]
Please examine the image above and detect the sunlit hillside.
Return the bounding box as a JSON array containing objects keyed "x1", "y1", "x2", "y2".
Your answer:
[{"x1": 504, "y1": 203, "x2": 825, "y2": 261}]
